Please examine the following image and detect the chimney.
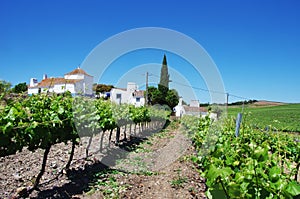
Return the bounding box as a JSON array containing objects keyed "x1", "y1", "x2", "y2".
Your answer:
[
  {"x1": 127, "y1": 82, "x2": 137, "y2": 92},
  {"x1": 30, "y1": 78, "x2": 38, "y2": 87},
  {"x1": 190, "y1": 100, "x2": 200, "y2": 107},
  {"x1": 179, "y1": 97, "x2": 183, "y2": 106},
  {"x1": 43, "y1": 74, "x2": 47, "y2": 80}
]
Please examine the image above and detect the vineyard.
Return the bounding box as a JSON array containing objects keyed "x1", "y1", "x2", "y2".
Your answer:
[
  {"x1": 227, "y1": 103, "x2": 300, "y2": 132},
  {"x1": 0, "y1": 93, "x2": 169, "y2": 198},
  {"x1": 0, "y1": 94, "x2": 300, "y2": 198},
  {"x1": 181, "y1": 114, "x2": 300, "y2": 198}
]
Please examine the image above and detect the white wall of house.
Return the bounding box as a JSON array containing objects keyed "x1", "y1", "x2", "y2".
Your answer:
[
  {"x1": 65, "y1": 84, "x2": 76, "y2": 93},
  {"x1": 174, "y1": 97, "x2": 185, "y2": 117},
  {"x1": 111, "y1": 88, "x2": 130, "y2": 104},
  {"x1": 83, "y1": 75, "x2": 93, "y2": 95},
  {"x1": 74, "y1": 81, "x2": 84, "y2": 94},
  {"x1": 28, "y1": 87, "x2": 39, "y2": 95},
  {"x1": 30, "y1": 78, "x2": 38, "y2": 87},
  {"x1": 53, "y1": 84, "x2": 76, "y2": 93},
  {"x1": 64, "y1": 74, "x2": 93, "y2": 95},
  {"x1": 129, "y1": 96, "x2": 145, "y2": 107},
  {"x1": 127, "y1": 82, "x2": 138, "y2": 92},
  {"x1": 190, "y1": 100, "x2": 200, "y2": 107},
  {"x1": 28, "y1": 68, "x2": 93, "y2": 96},
  {"x1": 28, "y1": 84, "x2": 76, "y2": 95},
  {"x1": 110, "y1": 82, "x2": 145, "y2": 106},
  {"x1": 174, "y1": 105, "x2": 185, "y2": 117}
]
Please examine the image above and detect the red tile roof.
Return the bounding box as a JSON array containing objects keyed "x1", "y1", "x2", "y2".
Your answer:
[
  {"x1": 65, "y1": 68, "x2": 92, "y2": 76},
  {"x1": 183, "y1": 105, "x2": 207, "y2": 113},
  {"x1": 133, "y1": 90, "x2": 144, "y2": 97},
  {"x1": 30, "y1": 78, "x2": 82, "y2": 88}
]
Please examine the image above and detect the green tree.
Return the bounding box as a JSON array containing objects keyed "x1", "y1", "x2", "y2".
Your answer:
[
  {"x1": 12, "y1": 82, "x2": 27, "y2": 93},
  {"x1": 93, "y1": 84, "x2": 114, "y2": 94},
  {"x1": 147, "y1": 55, "x2": 179, "y2": 111},
  {"x1": 0, "y1": 80, "x2": 11, "y2": 93},
  {"x1": 165, "y1": 89, "x2": 179, "y2": 110},
  {"x1": 158, "y1": 54, "x2": 170, "y2": 95},
  {"x1": 0, "y1": 80, "x2": 11, "y2": 100},
  {"x1": 147, "y1": 86, "x2": 163, "y2": 105}
]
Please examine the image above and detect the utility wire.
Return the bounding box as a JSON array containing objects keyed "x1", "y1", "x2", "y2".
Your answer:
[{"x1": 150, "y1": 73, "x2": 251, "y2": 101}]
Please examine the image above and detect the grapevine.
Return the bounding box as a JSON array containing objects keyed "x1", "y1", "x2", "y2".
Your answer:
[{"x1": 181, "y1": 114, "x2": 300, "y2": 198}]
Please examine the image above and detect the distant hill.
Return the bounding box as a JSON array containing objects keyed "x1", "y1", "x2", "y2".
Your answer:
[{"x1": 252, "y1": 100, "x2": 286, "y2": 106}]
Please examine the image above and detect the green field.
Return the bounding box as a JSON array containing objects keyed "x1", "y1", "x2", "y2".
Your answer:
[{"x1": 227, "y1": 103, "x2": 300, "y2": 132}]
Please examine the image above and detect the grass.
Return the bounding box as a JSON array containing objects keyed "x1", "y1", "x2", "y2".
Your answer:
[
  {"x1": 89, "y1": 169, "x2": 126, "y2": 199},
  {"x1": 170, "y1": 169, "x2": 188, "y2": 189},
  {"x1": 227, "y1": 103, "x2": 300, "y2": 132}
]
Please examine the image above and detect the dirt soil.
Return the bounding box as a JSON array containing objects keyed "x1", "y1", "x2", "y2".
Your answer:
[
  {"x1": 252, "y1": 100, "x2": 285, "y2": 106},
  {"x1": 0, "y1": 122, "x2": 207, "y2": 199}
]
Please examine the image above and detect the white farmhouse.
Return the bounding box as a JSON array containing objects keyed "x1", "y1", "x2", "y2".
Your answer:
[
  {"x1": 28, "y1": 67, "x2": 93, "y2": 96},
  {"x1": 174, "y1": 98, "x2": 217, "y2": 120},
  {"x1": 110, "y1": 82, "x2": 145, "y2": 107}
]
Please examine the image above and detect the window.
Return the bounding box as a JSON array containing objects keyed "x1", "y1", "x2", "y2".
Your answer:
[
  {"x1": 116, "y1": 93, "x2": 121, "y2": 99},
  {"x1": 136, "y1": 97, "x2": 140, "y2": 102}
]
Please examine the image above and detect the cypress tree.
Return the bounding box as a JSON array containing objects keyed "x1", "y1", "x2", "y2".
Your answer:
[{"x1": 158, "y1": 54, "x2": 170, "y2": 95}]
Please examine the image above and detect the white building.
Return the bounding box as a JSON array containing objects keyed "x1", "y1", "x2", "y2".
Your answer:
[
  {"x1": 110, "y1": 82, "x2": 145, "y2": 107},
  {"x1": 174, "y1": 98, "x2": 217, "y2": 120},
  {"x1": 28, "y1": 67, "x2": 93, "y2": 96}
]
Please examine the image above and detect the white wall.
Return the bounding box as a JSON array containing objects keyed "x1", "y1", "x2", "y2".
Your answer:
[
  {"x1": 129, "y1": 97, "x2": 145, "y2": 107},
  {"x1": 29, "y1": 78, "x2": 38, "y2": 87},
  {"x1": 174, "y1": 105, "x2": 186, "y2": 117},
  {"x1": 28, "y1": 88, "x2": 39, "y2": 95},
  {"x1": 64, "y1": 74, "x2": 94, "y2": 95},
  {"x1": 190, "y1": 100, "x2": 200, "y2": 107},
  {"x1": 74, "y1": 81, "x2": 84, "y2": 95},
  {"x1": 28, "y1": 69, "x2": 94, "y2": 96},
  {"x1": 83, "y1": 75, "x2": 94, "y2": 95},
  {"x1": 111, "y1": 86, "x2": 145, "y2": 107},
  {"x1": 64, "y1": 74, "x2": 84, "y2": 80},
  {"x1": 111, "y1": 88, "x2": 130, "y2": 104},
  {"x1": 127, "y1": 82, "x2": 138, "y2": 92},
  {"x1": 53, "y1": 84, "x2": 65, "y2": 93},
  {"x1": 53, "y1": 84, "x2": 75, "y2": 94},
  {"x1": 29, "y1": 84, "x2": 77, "y2": 95}
]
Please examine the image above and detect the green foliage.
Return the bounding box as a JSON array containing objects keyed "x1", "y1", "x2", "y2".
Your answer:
[
  {"x1": 92, "y1": 169, "x2": 125, "y2": 199},
  {"x1": 171, "y1": 169, "x2": 188, "y2": 189},
  {"x1": 228, "y1": 104, "x2": 300, "y2": 132},
  {"x1": 0, "y1": 94, "x2": 169, "y2": 157},
  {"x1": 0, "y1": 93, "x2": 78, "y2": 155},
  {"x1": 93, "y1": 84, "x2": 114, "y2": 94},
  {"x1": 12, "y1": 82, "x2": 27, "y2": 93},
  {"x1": 147, "y1": 86, "x2": 163, "y2": 105},
  {"x1": 0, "y1": 93, "x2": 169, "y2": 190},
  {"x1": 0, "y1": 80, "x2": 12, "y2": 100},
  {"x1": 159, "y1": 54, "x2": 170, "y2": 92},
  {"x1": 147, "y1": 86, "x2": 179, "y2": 110},
  {"x1": 165, "y1": 89, "x2": 179, "y2": 110},
  {"x1": 171, "y1": 176, "x2": 188, "y2": 188},
  {"x1": 147, "y1": 55, "x2": 179, "y2": 110},
  {"x1": 229, "y1": 100, "x2": 258, "y2": 106},
  {"x1": 183, "y1": 115, "x2": 300, "y2": 198},
  {"x1": 0, "y1": 80, "x2": 11, "y2": 93}
]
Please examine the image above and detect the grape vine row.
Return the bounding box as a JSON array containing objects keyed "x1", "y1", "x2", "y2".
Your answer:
[
  {"x1": 0, "y1": 93, "x2": 169, "y2": 194},
  {"x1": 181, "y1": 114, "x2": 300, "y2": 198}
]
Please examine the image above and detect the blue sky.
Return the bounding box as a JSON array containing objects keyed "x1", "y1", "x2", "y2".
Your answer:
[{"x1": 0, "y1": 0, "x2": 299, "y2": 103}]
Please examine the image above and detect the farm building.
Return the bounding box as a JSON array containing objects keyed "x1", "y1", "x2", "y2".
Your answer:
[
  {"x1": 110, "y1": 82, "x2": 145, "y2": 107},
  {"x1": 28, "y1": 67, "x2": 94, "y2": 96},
  {"x1": 174, "y1": 98, "x2": 218, "y2": 120}
]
